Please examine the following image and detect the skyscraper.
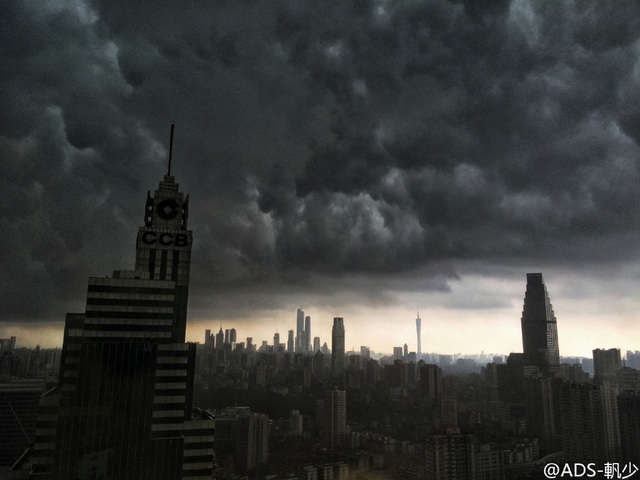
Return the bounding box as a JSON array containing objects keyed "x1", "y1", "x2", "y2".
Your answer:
[
  {"x1": 296, "y1": 308, "x2": 304, "y2": 353},
  {"x1": 304, "y1": 315, "x2": 311, "y2": 353},
  {"x1": 331, "y1": 317, "x2": 345, "y2": 376},
  {"x1": 287, "y1": 329, "x2": 294, "y2": 353},
  {"x1": 521, "y1": 273, "x2": 560, "y2": 375},
  {"x1": 31, "y1": 138, "x2": 214, "y2": 479},
  {"x1": 216, "y1": 326, "x2": 224, "y2": 349}
]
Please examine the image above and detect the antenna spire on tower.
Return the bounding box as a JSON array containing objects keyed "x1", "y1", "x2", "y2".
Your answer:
[{"x1": 168, "y1": 122, "x2": 175, "y2": 175}]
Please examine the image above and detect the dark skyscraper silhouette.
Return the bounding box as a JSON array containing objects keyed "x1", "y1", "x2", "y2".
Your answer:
[
  {"x1": 31, "y1": 134, "x2": 214, "y2": 479},
  {"x1": 304, "y1": 315, "x2": 311, "y2": 353},
  {"x1": 296, "y1": 308, "x2": 304, "y2": 353},
  {"x1": 331, "y1": 317, "x2": 345, "y2": 376},
  {"x1": 521, "y1": 273, "x2": 560, "y2": 375}
]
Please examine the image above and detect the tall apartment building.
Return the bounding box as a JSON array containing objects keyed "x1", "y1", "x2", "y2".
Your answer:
[
  {"x1": 524, "y1": 377, "x2": 562, "y2": 452},
  {"x1": 236, "y1": 412, "x2": 268, "y2": 472},
  {"x1": 30, "y1": 161, "x2": 214, "y2": 479},
  {"x1": 420, "y1": 364, "x2": 443, "y2": 400},
  {"x1": 324, "y1": 388, "x2": 346, "y2": 449},
  {"x1": 593, "y1": 348, "x2": 622, "y2": 382},
  {"x1": 520, "y1": 273, "x2": 560, "y2": 376},
  {"x1": 618, "y1": 392, "x2": 640, "y2": 463},
  {"x1": 424, "y1": 434, "x2": 475, "y2": 480},
  {"x1": 560, "y1": 382, "x2": 620, "y2": 463}
]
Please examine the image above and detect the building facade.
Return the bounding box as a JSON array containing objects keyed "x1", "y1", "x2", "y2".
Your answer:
[
  {"x1": 520, "y1": 273, "x2": 560, "y2": 375},
  {"x1": 323, "y1": 388, "x2": 346, "y2": 449},
  {"x1": 331, "y1": 318, "x2": 345, "y2": 377},
  {"x1": 30, "y1": 171, "x2": 214, "y2": 479},
  {"x1": 236, "y1": 412, "x2": 268, "y2": 472}
]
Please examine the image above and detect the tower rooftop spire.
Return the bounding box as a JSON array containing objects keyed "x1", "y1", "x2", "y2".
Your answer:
[{"x1": 168, "y1": 122, "x2": 175, "y2": 176}]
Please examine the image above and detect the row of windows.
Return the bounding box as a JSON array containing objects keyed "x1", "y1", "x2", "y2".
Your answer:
[
  {"x1": 87, "y1": 285, "x2": 176, "y2": 294},
  {"x1": 85, "y1": 311, "x2": 175, "y2": 320},
  {"x1": 86, "y1": 307, "x2": 174, "y2": 316},
  {"x1": 87, "y1": 293, "x2": 175, "y2": 302},
  {"x1": 84, "y1": 318, "x2": 173, "y2": 326}
]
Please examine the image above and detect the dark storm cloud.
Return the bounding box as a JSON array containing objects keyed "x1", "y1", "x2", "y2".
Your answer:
[{"x1": 2, "y1": 0, "x2": 640, "y2": 322}]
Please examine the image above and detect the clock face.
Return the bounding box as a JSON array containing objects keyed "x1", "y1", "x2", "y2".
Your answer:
[{"x1": 157, "y1": 198, "x2": 180, "y2": 220}]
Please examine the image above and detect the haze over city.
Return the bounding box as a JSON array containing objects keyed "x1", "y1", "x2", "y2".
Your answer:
[{"x1": 2, "y1": 1, "x2": 640, "y2": 357}]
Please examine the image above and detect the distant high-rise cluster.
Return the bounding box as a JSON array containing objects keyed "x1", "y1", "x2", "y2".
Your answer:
[{"x1": 295, "y1": 308, "x2": 313, "y2": 353}]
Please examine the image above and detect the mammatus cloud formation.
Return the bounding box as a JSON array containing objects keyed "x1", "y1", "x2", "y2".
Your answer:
[{"x1": 2, "y1": 0, "x2": 640, "y2": 353}]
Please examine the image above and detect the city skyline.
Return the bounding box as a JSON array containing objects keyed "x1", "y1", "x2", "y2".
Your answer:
[
  {"x1": 3, "y1": 2, "x2": 640, "y2": 358},
  {"x1": 5, "y1": 282, "x2": 636, "y2": 360},
  {"x1": 5, "y1": 266, "x2": 638, "y2": 358}
]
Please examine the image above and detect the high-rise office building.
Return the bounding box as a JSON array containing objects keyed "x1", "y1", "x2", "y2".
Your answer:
[
  {"x1": 304, "y1": 315, "x2": 311, "y2": 353},
  {"x1": 216, "y1": 327, "x2": 224, "y2": 350},
  {"x1": 393, "y1": 347, "x2": 403, "y2": 361},
  {"x1": 287, "y1": 330, "x2": 294, "y2": 353},
  {"x1": 296, "y1": 309, "x2": 304, "y2": 353},
  {"x1": 31, "y1": 148, "x2": 214, "y2": 479},
  {"x1": 416, "y1": 311, "x2": 422, "y2": 360},
  {"x1": 331, "y1": 317, "x2": 345, "y2": 376},
  {"x1": 521, "y1": 273, "x2": 560, "y2": 375}
]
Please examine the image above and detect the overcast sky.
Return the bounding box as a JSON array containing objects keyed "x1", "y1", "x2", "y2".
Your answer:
[{"x1": 2, "y1": 0, "x2": 640, "y2": 357}]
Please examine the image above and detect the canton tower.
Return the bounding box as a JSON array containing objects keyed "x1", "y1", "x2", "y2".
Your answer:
[{"x1": 416, "y1": 311, "x2": 422, "y2": 360}]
